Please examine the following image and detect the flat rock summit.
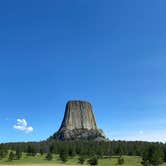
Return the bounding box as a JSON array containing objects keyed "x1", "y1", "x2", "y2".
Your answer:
[{"x1": 51, "y1": 100, "x2": 107, "y2": 141}]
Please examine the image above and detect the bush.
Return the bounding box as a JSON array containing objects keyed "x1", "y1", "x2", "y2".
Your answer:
[
  {"x1": 45, "y1": 153, "x2": 53, "y2": 160},
  {"x1": 78, "y1": 156, "x2": 86, "y2": 164},
  {"x1": 141, "y1": 160, "x2": 150, "y2": 166},
  {"x1": 118, "y1": 157, "x2": 124, "y2": 165},
  {"x1": 88, "y1": 156, "x2": 98, "y2": 166}
]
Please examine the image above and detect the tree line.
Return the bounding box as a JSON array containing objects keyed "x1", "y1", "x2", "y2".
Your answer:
[{"x1": 0, "y1": 140, "x2": 166, "y2": 165}]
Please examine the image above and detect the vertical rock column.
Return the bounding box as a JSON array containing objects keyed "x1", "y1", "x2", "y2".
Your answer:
[{"x1": 59, "y1": 100, "x2": 98, "y2": 130}]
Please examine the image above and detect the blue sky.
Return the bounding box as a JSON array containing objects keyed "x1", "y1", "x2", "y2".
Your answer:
[{"x1": 0, "y1": 0, "x2": 166, "y2": 143}]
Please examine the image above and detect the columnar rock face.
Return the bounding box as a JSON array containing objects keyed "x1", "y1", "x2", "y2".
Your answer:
[
  {"x1": 52, "y1": 100, "x2": 107, "y2": 141},
  {"x1": 60, "y1": 101, "x2": 97, "y2": 130}
]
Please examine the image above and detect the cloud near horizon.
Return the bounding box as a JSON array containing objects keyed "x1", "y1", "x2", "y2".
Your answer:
[{"x1": 13, "y1": 119, "x2": 33, "y2": 133}]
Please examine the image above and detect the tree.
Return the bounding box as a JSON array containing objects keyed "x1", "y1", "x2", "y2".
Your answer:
[
  {"x1": 88, "y1": 156, "x2": 98, "y2": 166},
  {"x1": 0, "y1": 151, "x2": 3, "y2": 160},
  {"x1": 27, "y1": 145, "x2": 36, "y2": 156},
  {"x1": 116, "y1": 146, "x2": 123, "y2": 156},
  {"x1": 78, "y1": 156, "x2": 86, "y2": 164},
  {"x1": 118, "y1": 157, "x2": 124, "y2": 165},
  {"x1": 8, "y1": 151, "x2": 15, "y2": 161},
  {"x1": 40, "y1": 149, "x2": 44, "y2": 156},
  {"x1": 141, "y1": 145, "x2": 164, "y2": 166},
  {"x1": 59, "y1": 149, "x2": 68, "y2": 163},
  {"x1": 68, "y1": 147, "x2": 76, "y2": 157},
  {"x1": 0, "y1": 149, "x2": 8, "y2": 160},
  {"x1": 0, "y1": 150, "x2": 4, "y2": 160},
  {"x1": 45, "y1": 153, "x2": 53, "y2": 160},
  {"x1": 15, "y1": 148, "x2": 22, "y2": 160},
  {"x1": 49, "y1": 144, "x2": 55, "y2": 153},
  {"x1": 150, "y1": 147, "x2": 164, "y2": 166},
  {"x1": 163, "y1": 148, "x2": 166, "y2": 162}
]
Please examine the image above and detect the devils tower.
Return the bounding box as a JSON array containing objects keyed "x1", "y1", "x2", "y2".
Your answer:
[{"x1": 51, "y1": 100, "x2": 107, "y2": 141}]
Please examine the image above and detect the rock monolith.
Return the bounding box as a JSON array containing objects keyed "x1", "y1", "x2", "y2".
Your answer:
[{"x1": 51, "y1": 100, "x2": 107, "y2": 141}]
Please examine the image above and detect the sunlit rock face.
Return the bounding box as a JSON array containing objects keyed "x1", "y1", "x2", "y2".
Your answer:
[
  {"x1": 51, "y1": 100, "x2": 107, "y2": 141},
  {"x1": 60, "y1": 100, "x2": 97, "y2": 130}
]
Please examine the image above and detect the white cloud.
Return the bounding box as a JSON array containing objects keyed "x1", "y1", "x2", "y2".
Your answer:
[{"x1": 13, "y1": 119, "x2": 33, "y2": 133}]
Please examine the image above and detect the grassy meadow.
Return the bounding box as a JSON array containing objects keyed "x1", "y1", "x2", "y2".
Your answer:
[{"x1": 0, "y1": 154, "x2": 166, "y2": 166}]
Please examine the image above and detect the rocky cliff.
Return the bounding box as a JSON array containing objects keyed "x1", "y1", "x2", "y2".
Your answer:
[{"x1": 52, "y1": 100, "x2": 107, "y2": 141}]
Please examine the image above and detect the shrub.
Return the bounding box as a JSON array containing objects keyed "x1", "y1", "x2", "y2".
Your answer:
[
  {"x1": 141, "y1": 160, "x2": 150, "y2": 166},
  {"x1": 118, "y1": 157, "x2": 124, "y2": 165},
  {"x1": 88, "y1": 156, "x2": 98, "y2": 166},
  {"x1": 78, "y1": 156, "x2": 86, "y2": 164},
  {"x1": 45, "y1": 153, "x2": 53, "y2": 160}
]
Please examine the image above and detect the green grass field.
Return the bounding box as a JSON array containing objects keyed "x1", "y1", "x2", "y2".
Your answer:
[{"x1": 0, "y1": 154, "x2": 166, "y2": 166}]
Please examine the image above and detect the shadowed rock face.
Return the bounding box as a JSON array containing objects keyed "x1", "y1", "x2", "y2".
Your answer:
[{"x1": 52, "y1": 100, "x2": 107, "y2": 141}]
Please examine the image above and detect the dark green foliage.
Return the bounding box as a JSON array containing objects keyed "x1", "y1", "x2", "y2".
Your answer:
[
  {"x1": 141, "y1": 145, "x2": 164, "y2": 166},
  {"x1": 8, "y1": 151, "x2": 15, "y2": 161},
  {"x1": 78, "y1": 156, "x2": 86, "y2": 164},
  {"x1": 118, "y1": 157, "x2": 124, "y2": 165},
  {"x1": 0, "y1": 140, "x2": 166, "y2": 163},
  {"x1": 15, "y1": 147, "x2": 22, "y2": 160},
  {"x1": 49, "y1": 144, "x2": 54, "y2": 153},
  {"x1": 0, "y1": 150, "x2": 3, "y2": 160},
  {"x1": 27, "y1": 145, "x2": 36, "y2": 156},
  {"x1": 116, "y1": 146, "x2": 123, "y2": 156},
  {"x1": 141, "y1": 160, "x2": 150, "y2": 166},
  {"x1": 49, "y1": 143, "x2": 57, "y2": 153},
  {"x1": 59, "y1": 148, "x2": 68, "y2": 162},
  {"x1": 45, "y1": 153, "x2": 53, "y2": 160},
  {"x1": 0, "y1": 144, "x2": 8, "y2": 160},
  {"x1": 40, "y1": 148, "x2": 44, "y2": 155},
  {"x1": 88, "y1": 156, "x2": 98, "y2": 166},
  {"x1": 68, "y1": 147, "x2": 76, "y2": 157},
  {"x1": 0, "y1": 150, "x2": 8, "y2": 160},
  {"x1": 163, "y1": 148, "x2": 166, "y2": 162}
]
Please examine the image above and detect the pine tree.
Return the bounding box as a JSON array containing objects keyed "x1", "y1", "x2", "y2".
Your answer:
[
  {"x1": 141, "y1": 145, "x2": 164, "y2": 166},
  {"x1": 15, "y1": 148, "x2": 22, "y2": 160},
  {"x1": 68, "y1": 147, "x2": 76, "y2": 157},
  {"x1": 8, "y1": 151, "x2": 15, "y2": 161},
  {"x1": 40, "y1": 149, "x2": 44, "y2": 156},
  {"x1": 59, "y1": 149, "x2": 68, "y2": 163}
]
